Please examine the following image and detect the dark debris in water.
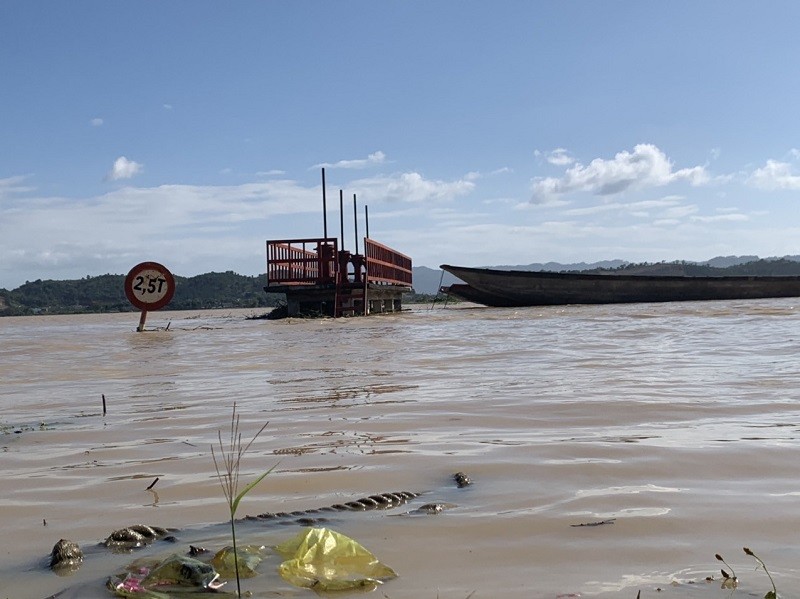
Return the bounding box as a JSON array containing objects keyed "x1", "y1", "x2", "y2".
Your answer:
[
  {"x1": 2, "y1": 420, "x2": 66, "y2": 435},
  {"x1": 570, "y1": 518, "x2": 616, "y2": 527}
]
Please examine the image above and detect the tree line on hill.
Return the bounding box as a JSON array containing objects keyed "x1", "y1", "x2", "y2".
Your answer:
[
  {"x1": 0, "y1": 270, "x2": 438, "y2": 317},
  {"x1": 0, "y1": 271, "x2": 280, "y2": 316},
  {"x1": 3, "y1": 258, "x2": 800, "y2": 317},
  {"x1": 591, "y1": 258, "x2": 800, "y2": 277}
]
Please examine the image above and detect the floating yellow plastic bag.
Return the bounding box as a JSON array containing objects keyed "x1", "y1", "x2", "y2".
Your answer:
[{"x1": 275, "y1": 527, "x2": 397, "y2": 592}]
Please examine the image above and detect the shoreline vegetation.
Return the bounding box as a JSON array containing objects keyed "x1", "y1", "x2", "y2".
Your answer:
[
  {"x1": 0, "y1": 270, "x2": 442, "y2": 317},
  {"x1": 3, "y1": 258, "x2": 800, "y2": 317}
]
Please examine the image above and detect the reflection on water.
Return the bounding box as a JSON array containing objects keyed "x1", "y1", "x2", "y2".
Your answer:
[{"x1": 2, "y1": 302, "x2": 800, "y2": 597}]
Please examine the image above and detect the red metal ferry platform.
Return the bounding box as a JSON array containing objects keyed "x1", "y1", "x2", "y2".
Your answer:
[{"x1": 265, "y1": 237, "x2": 412, "y2": 317}]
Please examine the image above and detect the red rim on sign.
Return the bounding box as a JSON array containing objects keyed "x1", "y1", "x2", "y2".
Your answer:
[{"x1": 124, "y1": 262, "x2": 176, "y2": 311}]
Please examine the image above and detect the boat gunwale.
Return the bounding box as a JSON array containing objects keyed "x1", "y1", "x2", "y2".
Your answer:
[{"x1": 439, "y1": 264, "x2": 800, "y2": 284}]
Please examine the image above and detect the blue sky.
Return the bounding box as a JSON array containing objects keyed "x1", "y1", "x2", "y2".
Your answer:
[{"x1": 2, "y1": 1, "x2": 800, "y2": 289}]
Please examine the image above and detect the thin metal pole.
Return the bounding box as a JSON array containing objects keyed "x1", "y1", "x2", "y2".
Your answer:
[
  {"x1": 353, "y1": 194, "x2": 359, "y2": 255},
  {"x1": 365, "y1": 205, "x2": 370, "y2": 239},
  {"x1": 321, "y1": 168, "x2": 328, "y2": 239},
  {"x1": 339, "y1": 189, "x2": 345, "y2": 250},
  {"x1": 137, "y1": 309, "x2": 148, "y2": 332},
  {"x1": 431, "y1": 269, "x2": 446, "y2": 310}
]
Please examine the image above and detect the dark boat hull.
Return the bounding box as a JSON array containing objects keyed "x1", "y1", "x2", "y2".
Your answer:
[
  {"x1": 440, "y1": 283, "x2": 525, "y2": 307},
  {"x1": 440, "y1": 264, "x2": 800, "y2": 307}
]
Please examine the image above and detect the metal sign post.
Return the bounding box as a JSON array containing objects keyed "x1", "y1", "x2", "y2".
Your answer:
[{"x1": 124, "y1": 262, "x2": 176, "y2": 331}]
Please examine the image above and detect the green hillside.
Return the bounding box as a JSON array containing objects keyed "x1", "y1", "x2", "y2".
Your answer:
[
  {"x1": 0, "y1": 272, "x2": 281, "y2": 316},
  {"x1": 586, "y1": 258, "x2": 800, "y2": 277}
]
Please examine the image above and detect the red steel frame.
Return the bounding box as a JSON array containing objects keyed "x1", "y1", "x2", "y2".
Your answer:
[
  {"x1": 364, "y1": 238, "x2": 412, "y2": 286},
  {"x1": 266, "y1": 238, "x2": 338, "y2": 285},
  {"x1": 267, "y1": 237, "x2": 412, "y2": 288}
]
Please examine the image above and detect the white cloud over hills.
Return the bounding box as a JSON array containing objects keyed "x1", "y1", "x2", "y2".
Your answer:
[
  {"x1": 531, "y1": 144, "x2": 710, "y2": 203},
  {"x1": 2, "y1": 146, "x2": 799, "y2": 289}
]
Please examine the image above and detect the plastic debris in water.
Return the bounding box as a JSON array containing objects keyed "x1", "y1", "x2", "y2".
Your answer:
[
  {"x1": 109, "y1": 554, "x2": 225, "y2": 597},
  {"x1": 275, "y1": 527, "x2": 397, "y2": 592}
]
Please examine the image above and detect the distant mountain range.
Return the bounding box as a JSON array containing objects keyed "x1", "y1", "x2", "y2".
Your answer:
[{"x1": 3, "y1": 255, "x2": 800, "y2": 315}]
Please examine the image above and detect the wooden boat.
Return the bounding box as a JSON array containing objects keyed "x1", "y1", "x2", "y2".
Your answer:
[
  {"x1": 439, "y1": 283, "x2": 513, "y2": 306},
  {"x1": 439, "y1": 264, "x2": 800, "y2": 307}
]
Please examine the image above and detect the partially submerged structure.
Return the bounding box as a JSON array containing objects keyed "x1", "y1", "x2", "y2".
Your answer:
[{"x1": 265, "y1": 170, "x2": 412, "y2": 317}]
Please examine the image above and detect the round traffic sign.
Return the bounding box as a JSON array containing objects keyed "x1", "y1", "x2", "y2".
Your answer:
[{"x1": 124, "y1": 262, "x2": 175, "y2": 311}]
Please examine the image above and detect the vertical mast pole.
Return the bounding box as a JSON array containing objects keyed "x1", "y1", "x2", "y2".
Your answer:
[
  {"x1": 365, "y1": 205, "x2": 370, "y2": 239},
  {"x1": 339, "y1": 189, "x2": 345, "y2": 251},
  {"x1": 321, "y1": 168, "x2": 328, "y2": 239},
  {"x1": 353, "y1": 194, "x2": 359, "y2": 255}
]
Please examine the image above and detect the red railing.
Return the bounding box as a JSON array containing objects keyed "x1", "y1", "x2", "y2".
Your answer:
[
  {"x1": 266, "y1": 237, "x2": 412, "y2": 288},
  {"x1": 364, "y1": 238, "x2": 413, "y2": 286},
  {"x1": 266, "y1": 238, "x2": 338, "y2": 285}
]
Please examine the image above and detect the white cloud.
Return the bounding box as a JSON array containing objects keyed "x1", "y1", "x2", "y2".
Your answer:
[
  {"x1": 0, "y1": 171, "x2": 477, "y2": 287},
  {"x1": 90, "y1": 117, "x2": 104, "y2": 127},
  {"x1": 465, "y1": 167, "x2": 512, "y2": 181},
  {"x1": 660, "y1": 205, "x2": 699, "y2": 219},
  {"x1": 653, "y1": 218, "x2": 681, "y2": 227},
  {"x1": 0, "y1": 175, "x2": 35, "y2": 199},
  {"x1": 314, "y1": 151, "x2": 387, "y2": 170},
  {"x1": 350, "y1": 172, "x2": 474, "y2": 203},
  {"x1": 0, "y1": 178, "x2": 325, "y2": 286},
  {"x1": 564, "y1": 203, "x2": 624, "y2": 216},
  {"x1": 107, "y1": 156, "x2": 143, "y2": 181},
  {"x1": 747, "y1": 159, "x2": 800, "y2": 190},
  {"x1": 531, "y1": 144, "x2": 710, "y2": 203},
  {"x1": 545, "y1": 148, "x2": 575, "y2": 166},
  {"x1": 629, "y1": 196, "x2": 684, "y2": 209},
  {"x1": 564, "y1": 196, "x2": 691, "y2": 218},
  {"x1": 690, "y1": 213, "x2": 749, "y2": 223}
]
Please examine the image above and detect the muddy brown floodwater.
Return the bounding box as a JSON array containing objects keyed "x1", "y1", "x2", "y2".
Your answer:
[{"x1": 2, "y1": 301, "x2": 800, "y2": 598}]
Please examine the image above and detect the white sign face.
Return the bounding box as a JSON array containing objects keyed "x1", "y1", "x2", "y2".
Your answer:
[
  {"x1": 129, "y1": 268, "x2": 171, "y2": 303},
  {"x1": 124, "y1": 262, "x2": 175, "y2": 311}
]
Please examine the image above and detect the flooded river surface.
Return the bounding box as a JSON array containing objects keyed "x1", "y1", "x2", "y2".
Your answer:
[{"x1": 3, "y1": 300, "x2": 800, "y2": 598}]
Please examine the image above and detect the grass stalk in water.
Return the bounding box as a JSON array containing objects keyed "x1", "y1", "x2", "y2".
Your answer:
[
  {"x1": 715, "y1": 552, "x2": 738, "y2": 587},
  {"x1": 744, "y1": 546, "x2": 778, "y2": 599},
  {"x1": 211, "y1": 404, "x2": 274, "y2": 597}
]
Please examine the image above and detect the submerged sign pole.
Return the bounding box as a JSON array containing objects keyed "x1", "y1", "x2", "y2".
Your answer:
[
  {"x1": 137, "y1": 309, "x2": 148, "y2": 332},
  {"x1": 124, "y1": 262, "x2": 176, "y2": 331}
]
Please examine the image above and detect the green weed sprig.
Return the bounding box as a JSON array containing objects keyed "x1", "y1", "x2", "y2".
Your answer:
[{"x1": 211, "y1": 403, "x2": 275, "y2": 597}]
